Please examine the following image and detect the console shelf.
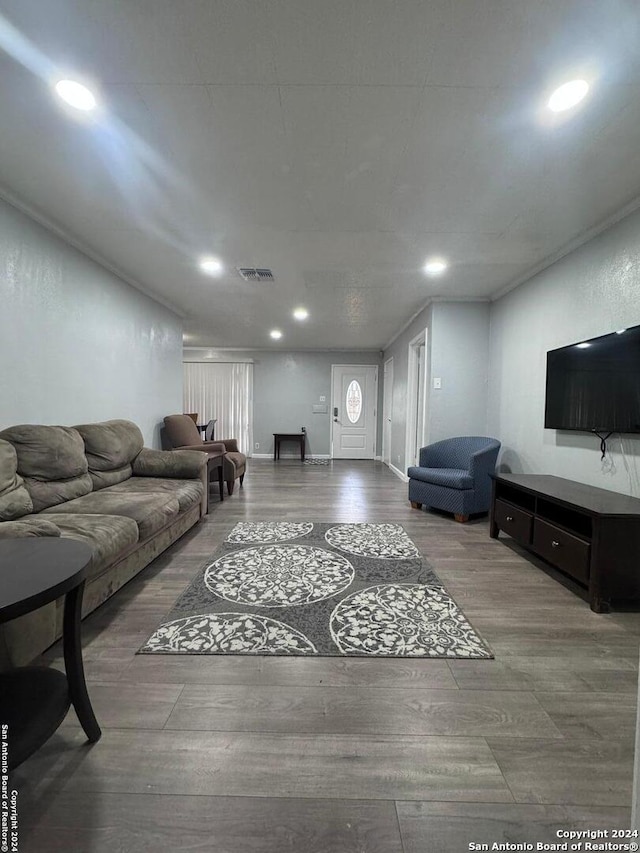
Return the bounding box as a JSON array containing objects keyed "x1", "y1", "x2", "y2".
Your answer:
[{"x1": 489, "y1": 473, "x2": 640, "y2": 612}]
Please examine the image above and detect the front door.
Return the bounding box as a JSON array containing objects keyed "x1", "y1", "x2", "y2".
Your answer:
[{"x1": 331, "y1": 365, "x2": 378, "y2": 459}]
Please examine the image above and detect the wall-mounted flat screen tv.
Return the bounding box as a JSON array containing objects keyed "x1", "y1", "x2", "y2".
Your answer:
[{"x1": 545, "y1": 324, "x2": 640, "y2": 433}]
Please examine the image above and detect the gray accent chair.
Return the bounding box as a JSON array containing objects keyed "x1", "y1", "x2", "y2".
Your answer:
[
  {"x1": 407, "y1": 436, "x2": 501, "y2": 522},
  {"x1": 163, "y1": 414, "x2": 246, "y2": 496}
]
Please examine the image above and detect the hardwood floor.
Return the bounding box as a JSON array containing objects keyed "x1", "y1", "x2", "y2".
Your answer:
[{"x1": 12, "y1": 460, "x2": 638, "y2": 851}]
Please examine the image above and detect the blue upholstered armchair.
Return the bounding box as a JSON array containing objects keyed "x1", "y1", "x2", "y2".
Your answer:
[{"x1": 408, "y1": 436, "x2": 501, "y2": 522}]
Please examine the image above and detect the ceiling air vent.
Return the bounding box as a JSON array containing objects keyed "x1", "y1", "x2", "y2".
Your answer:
[{"x1": 237, "y1": 267, "x2": 274, "y2": 282}]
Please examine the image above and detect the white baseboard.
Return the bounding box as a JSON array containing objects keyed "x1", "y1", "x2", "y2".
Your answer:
[
  {"x1": 252, "y1": 454, "x2": 388, "y2": 463},
  {"x1": 251, "y1": 453, "x2": 331, "y2": 459},
  {"x1": 388, "y1": 462, "x2": 409, "y2": 483}
]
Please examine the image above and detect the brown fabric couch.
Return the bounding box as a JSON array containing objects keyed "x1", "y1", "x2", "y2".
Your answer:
[{"x1": 0, "y1": 419, "x2": 207, "y2": 667}]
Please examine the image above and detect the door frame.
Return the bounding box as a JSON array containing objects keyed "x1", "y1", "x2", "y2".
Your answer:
[
  {"x1": 404, "y1": 329, "x2": 429, "y2": 470},
  {"x1": 382, "y1": 356, "x2": 394, "y2": 467},
  {"x1": 330, "y1": 364, "x2": 379, "y2": 459}
]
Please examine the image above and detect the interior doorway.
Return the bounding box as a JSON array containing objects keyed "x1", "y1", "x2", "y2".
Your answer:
[{"x1": 405, "y1": 330, "x2": 428, "y2": 469}]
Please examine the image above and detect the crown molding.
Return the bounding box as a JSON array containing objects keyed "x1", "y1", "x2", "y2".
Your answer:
[
  {"x1": 383, "y1": 294, "x2": 490, "y2": 351},
  {"x1": 491, "y1": 193, "x2": 640, "y2": 302},
  {"x1": 0, "y1": 183, "x2": 185, "y2": 318},
  {"x1": 182, "y1": 345, "x2": 383, "y2": 354},
  {"x1": 383, "y1": 298, "x2": 433, "y2": 351}
]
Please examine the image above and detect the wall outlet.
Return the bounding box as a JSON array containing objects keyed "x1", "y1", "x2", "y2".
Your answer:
[
  {"x1": 433, "y1": 377, "x2": 442, "y2": 389},
  {"x1": 255, "y1": 442, "x2": 259, "y2": 449},
  {"x1": 319, "y1": 395, "x2": 326, "y2": 402}
]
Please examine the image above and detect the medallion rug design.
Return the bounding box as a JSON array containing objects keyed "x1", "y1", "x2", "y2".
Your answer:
[{"x1": 140, "y1": 522, "x2": 492, "y2": 659}]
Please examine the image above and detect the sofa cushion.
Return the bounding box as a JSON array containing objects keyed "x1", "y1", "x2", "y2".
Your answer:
[
  {"x1": 106, "y1": 477, "x2": 204, "y2": 514},
  {"x1": 0, "y1": 440, "x2": 33, "y2": 520},
  {"x1": 0, "y1": 425, "x2": 92, "y2": 512},
  {"x1": 407, "y1": 467, "x2": 474, "y2": 490},
  {"x1": 43, "y1": 490, "x2": 180, "y2": 541},
  {"x1": 0, "y1": 517, "x2": 61, "y2": 538},
  {"x1": 74, "y1": 420, "x2": 144, "y2": 491},
  {"x1": 132, "y1": 448, "x2": 208, "y2": 480},
  {"x1": 49, "y1": 514, "x2": 139, "y2": 580},
  {"x1": 24, "y1": 473, "x2": 94, "y2": 513}
]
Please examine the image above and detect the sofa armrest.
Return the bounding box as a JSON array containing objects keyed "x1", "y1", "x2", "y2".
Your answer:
[
  {"x1": 0, "y1": 518, "x2": 61, "y2": 538},
  {"x1": 170, "y1": 441, "x2": 226, "y2": 454},
  {"x1": 202, "y1": 441, "x2": 226, "y2": 454},
  {"x1": 132, "y1": 448, "x2": 208, "y2": 479},
  {"x1": 468, "y1": 443, "x2": 500, "y2": 478},
  {"x1": 218, "y1": 439, "x2": 239, "y2": 453}
]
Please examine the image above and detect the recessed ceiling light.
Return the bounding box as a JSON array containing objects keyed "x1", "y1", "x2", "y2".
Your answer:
[
  {"x1": 54, "y1": 79, "x2": 97, "y2": 111},
  {"x1": 575, "y1": 342, "x2": 591, "y2": 349},
  {"x1": 423, "y1": 257, "x2": 448, "y2": 276},
  {"x1": 270, "y1": 329, "x2": 283, "y2": 340},
  {"x1": 547, "y1": 79, "x2": 589, "y2": 113},
  {"x1": 293, "y1": 307, "x2": 309, "y2": 321},
  {"x1": 199, "y1": 257, "x2": 223, "y2": 276}
]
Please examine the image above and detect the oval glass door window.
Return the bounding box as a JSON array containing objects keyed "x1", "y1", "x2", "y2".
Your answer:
[{"x1": 346, "y1": 380, "x2": 363, "y2": 424}]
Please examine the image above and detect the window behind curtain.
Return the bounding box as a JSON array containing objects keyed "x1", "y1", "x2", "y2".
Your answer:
[{"x1": 183, "y1": 362, "x2": 253, "y2": 453}]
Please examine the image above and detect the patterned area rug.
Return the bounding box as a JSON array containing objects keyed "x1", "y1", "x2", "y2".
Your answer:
[
  {"x1": 303, "y1": 458, "x2": 330, "y2": 465},
  {"x1": 140, "y1": 522, "x2": 492, "y2": 659}
]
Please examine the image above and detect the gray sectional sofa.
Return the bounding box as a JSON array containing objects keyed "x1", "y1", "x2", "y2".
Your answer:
[{"x1": 0, "y1": 419, "x2": 208, "y2": 667}]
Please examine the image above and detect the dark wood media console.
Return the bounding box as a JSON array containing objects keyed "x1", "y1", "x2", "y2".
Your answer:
[{"x1": 489, "y1": 473, "x2": 640, "y2": 612}]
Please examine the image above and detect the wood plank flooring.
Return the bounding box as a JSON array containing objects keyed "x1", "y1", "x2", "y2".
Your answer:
[{"x1": 12, "y1": 459, "x2": 639, "y2": 851}]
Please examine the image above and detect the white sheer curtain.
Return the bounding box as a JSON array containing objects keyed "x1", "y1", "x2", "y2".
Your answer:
[{"x1": 183, "y1": 362, "x2": 253, "y2": 454}]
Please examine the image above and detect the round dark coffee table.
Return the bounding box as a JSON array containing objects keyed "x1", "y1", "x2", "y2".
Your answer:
[{"x1": 0, "y1": 538, "x2": 101, "y2": 770}]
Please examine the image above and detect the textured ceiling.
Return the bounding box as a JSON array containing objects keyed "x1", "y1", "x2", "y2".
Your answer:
[{"x1": 1, "y1": 0, "x2": 639, "y2": 349}]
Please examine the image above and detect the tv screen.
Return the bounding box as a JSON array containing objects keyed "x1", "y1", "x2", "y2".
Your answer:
[{"x1": 544, "y1": 324, "x2": 640, "y2": 433}]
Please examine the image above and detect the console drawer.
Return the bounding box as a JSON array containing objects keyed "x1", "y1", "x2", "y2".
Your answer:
[
  {"x1": 494, "y1": 499, "x2": 533, "y2": 544},
  {"x1": 533, "y1": 518, "x2": 590, "y2": 584}
]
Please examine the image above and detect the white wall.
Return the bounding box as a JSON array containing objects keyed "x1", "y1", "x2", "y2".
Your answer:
[
  {"x1": 0, "y1": 197, "x2": 183, "y2": 446},
  {"x1": 488, "y1": 206, "x2": 640, "y2": 496},
  {"x1": 429, "y1": 302, "x2": 491, "y2": 441},
  {"x1": 184, "y1": 348, "x2": 383, "y2": 457},
  {"x1": 384, "y1": 301, "x2": 491, "y2": 474}
]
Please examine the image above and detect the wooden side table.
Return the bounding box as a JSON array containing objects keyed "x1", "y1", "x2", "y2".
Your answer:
[
  {"x1": 207, "y1": 454, "x2": 225, "y2": 509},
  {"x1": 0, "y1": 539, "x2": 101, "y2": 769},
  {"x1": 273, "y1": 433, "x2": 305, "y2": 461}
]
